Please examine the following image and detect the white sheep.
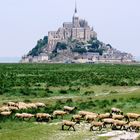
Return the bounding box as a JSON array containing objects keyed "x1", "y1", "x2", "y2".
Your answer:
[
  {"x1": 111, "y1": 107, "x2": 122, "y2": 115},
  {"x1": 71, "y1": 114, "x2": 82, "y2": 122},
  {"x1": 36, "y1": 113, "x2": 53, "y2": 122},
  {"x1": 62, "y1": 120, "x2": 80, "y2": 131},
  {"x1": 53, "y1": 110, "x2": 68, "y2": 119},
  {"x1": 63, "y1": 106, "x2": 77, "y2": 113},
  {"x1": 90, "y1": 121, "x2": 104, "y2": 131}
]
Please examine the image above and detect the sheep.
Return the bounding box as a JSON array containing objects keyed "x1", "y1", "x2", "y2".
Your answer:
[
  {"x1": 35, "y1": 102, "x2": 46, "y2": 108},
  {"x1": 71, "y1": 114, "x2": 82, "y2": 122},
  {"x1": 98, "y1": 113, "x2": 112, "y2": 121},
  {"x1": 0, "y1": 106, "x2": 10, "y2": 112},
  {"x1": 90, "y1": 121, "x2": 104, "y2": 131},
  {"x1": 112, "y1": 114, "x2": 124, "y2": 120},
  {"x1": 128, "y1": 121, "x2": 140, "y2": 132},
  {"x1": 112, "y1": 120, "x2": 128, "y2": 130},
  {"x1": 36, "y1": 113, "x2": 53, "y2": 122},
  {"x1": 15, "y1": 113, "x2": 34, "y2": 120},
  {"x1": 125, "y1": 113, "x2": 140, "y2": 122},
  {"x1": 85, "y1": 114, "x2": 98, "y2": 123},
  {"x1": 0, "y1": 111, "x2": 12, "y2": 117},
  {"x1": 8, "y1": 106, "x2": 18, "y2": 111},
  {"x1": 62, "y1": 120, "x2": 80, "y2": 131},
  {"x1": 53, "y1": 110, "x2": 68, "y2": 119},
  {"x1": 7, "y1": 102, "x2": 17, "y2": 107},
  {"x1": 103, "y1": 118, "x2": 115, "y2": 128},
  {"x1": 111, "y1": 107, "x2": 122, "y2": 115},
  {"x1": 26, "y1": 103, "x2": 37, "y2": 109},
  {"x1": 15, "y1": 113, "x2": 24, "y2": 119},
  {"x1": 63, "y1": 106, "x2": 77, "y2": 113},
  {"x1": 78, "y1": 111, "x2": 96, "y2": 118},
  {"x1": 21, "y1": 113, "x2": 34, "y2": 120}
]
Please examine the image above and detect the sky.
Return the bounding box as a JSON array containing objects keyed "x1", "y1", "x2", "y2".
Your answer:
[{"x1": 0, "y1": 0, "x2": 140, "y2": 60}]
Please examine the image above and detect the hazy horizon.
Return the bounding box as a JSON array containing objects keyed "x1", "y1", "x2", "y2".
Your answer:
[{"x1": 0, "y1": 0, "x2": 140, "y2": 61}]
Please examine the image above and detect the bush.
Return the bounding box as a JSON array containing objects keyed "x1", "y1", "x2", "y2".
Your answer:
[{"x1": 59, "y1": 90, "x2": 68, "y2": 94}]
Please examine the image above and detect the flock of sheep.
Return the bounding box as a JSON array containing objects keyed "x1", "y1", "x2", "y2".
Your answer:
[{"x1": 0, "y1": 101, "x2": 140, "y2": 133}]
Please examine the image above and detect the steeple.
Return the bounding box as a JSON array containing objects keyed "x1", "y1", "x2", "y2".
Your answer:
[
  {"x1": 75, "y1": 0, "x2": 77, "y2": 14},
  {"x1": 73, "y1": 0, "x2": 78, "y2": 17}
]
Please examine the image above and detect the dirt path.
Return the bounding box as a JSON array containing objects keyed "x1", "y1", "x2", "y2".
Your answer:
[{"x1": 98, "y1": 131, "x2": 140, "y2": 140}]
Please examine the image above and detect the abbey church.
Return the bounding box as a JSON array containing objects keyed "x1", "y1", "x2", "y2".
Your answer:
[
  {"x1": 21, "y1": 1, "x2": 134, "y2": 63},
  {"x1": 47, "y1": 2, "x2": 97, "y2": 51}
]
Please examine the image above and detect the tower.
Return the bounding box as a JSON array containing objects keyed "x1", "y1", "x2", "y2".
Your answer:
[{"x1": 73, "y1": 0, "x2": 80, "y2": 28}]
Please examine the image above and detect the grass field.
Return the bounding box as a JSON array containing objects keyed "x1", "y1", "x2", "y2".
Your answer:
[{"x1": 0, "y1": 64, "x2": 140, "y2": 140}]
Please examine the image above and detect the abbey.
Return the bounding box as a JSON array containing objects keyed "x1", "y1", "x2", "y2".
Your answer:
[{"x1": 47, "y1": 3, "x2": 97, "y2": 51}]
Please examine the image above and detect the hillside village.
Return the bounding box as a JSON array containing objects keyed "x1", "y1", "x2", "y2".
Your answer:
[{"x1": 21, "y1": 3, "x2": 134, "y2": 64}]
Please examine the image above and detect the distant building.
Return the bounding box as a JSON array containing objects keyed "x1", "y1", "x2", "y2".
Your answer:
[{"x1": 47, "y1": 2, "x2": 97, "y2": 52}]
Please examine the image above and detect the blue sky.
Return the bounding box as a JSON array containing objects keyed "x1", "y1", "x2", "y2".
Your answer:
[{"x1": 0, "y1": 0, "x2": 140, "y2": 59}]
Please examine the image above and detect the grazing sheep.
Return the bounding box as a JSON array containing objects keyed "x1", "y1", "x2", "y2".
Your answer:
[
  {"x1": 15, "y1": 113, "x2": 23, "y2": 119},
  {"x1": 62, "y1": 120, "x2": 80, "y2": 131},
  {"x1": 128, "y1": 121, "x2": 140, "y2": 132},
  {"x1": 53, "y1": 110, "x2": 68, "y2": 119},
  {"x1": 21, "y1": 113, "x2": 34, "y2": 120},
  {"x1": 26, "y1": 103, "x2": 37, "y2": 109},
  {"x1": 71, "y1": 114, "x2": 82, "y2": 122},
  {"x1": 112, "y1": 114, "x2": 124, "y2": 120},
  {"x1": 90, "y1": 121, "x2": 104, "y2": 131},
  {"x1": 78, "y1": 111, "x2": 96, "y2": 118},
  {"x1": 35, "y1": 102, "x2": 46, "y2": 108},
  {"x1": 111, "y1": 107, "x2": 122, "y2": 115},
  {"x1": 85, "y1": 114, "x2": 98, "y2": 123},
  {"x1": 112, "y1": 120, "x2": 128, "y2": 130},
  {"x1": 8, "y1": 106, "x2": 18, "y2": 111},
  {"x1": 103, "y1": 118, "x2": 115, "y2": 127},
  {"x1": 0, "y1": 106, "x2": 10, "y2": 112},
  {"x1": 63, "y1": 106, "x2": 77, "y2": 113},
  {"x1": 15, "y1": 113, "x2": 34, "y2": 120},
  {"x1": 0, "y1": 111, "x2": 12, "y2": 117},
  {"x1": 36, "y1": 113, "x2": 53, "y2": 122},
  {"x1": 7, "y1": 102, "x2": 17, "y2": 107},
  {"x1": 98, "y1": 113, "x2": 112, "y2": 121},
  {"x1": 125, "y1": 113, "x2": 140, "y2": 121}
]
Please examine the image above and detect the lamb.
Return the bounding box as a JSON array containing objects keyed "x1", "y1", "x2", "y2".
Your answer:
[
  {"x1": 53, "y1": 110, "x2": 68, "y2": 119},
  {"x1": 62, "y1": 120, "x2": 80, "y2": 131},
  {"x1": 90, "y1": 121, "x2": 104, "y2": 131},
  {"x1": 98, "y1": 113, "x2": 112, "y2": 121},
  {"x1": 125, "y1": 113, "x2": 140, "y2": 121},
  {"x1": 71, "y1": 114, "x2": 82, "y2": 122},
  {"x1": 85, "y1": 114, "x2": 98, "y2": 123},
  {"x1": 112, "y1": 114, "x2": 124, "y2": 120},
  {"x1": 36, "y1": 113, "x2": 53, "y2": 122},
  {"x1": 63, "y1": 106, "x2": 77, "y2": 113},
  {"x1": 111, "y1": 107, "x2": 122, "y2": 115}
]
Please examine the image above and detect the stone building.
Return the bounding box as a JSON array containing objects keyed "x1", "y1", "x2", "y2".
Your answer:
[{"x1": 47, "y1": 2, "x2": 97, "y2": 52}]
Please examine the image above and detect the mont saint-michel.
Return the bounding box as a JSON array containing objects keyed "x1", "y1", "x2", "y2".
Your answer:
[{"x1": 21, "y1": 3, "x2": 134, "y2": 63}]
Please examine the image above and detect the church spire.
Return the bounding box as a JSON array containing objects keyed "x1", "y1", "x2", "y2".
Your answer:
[{"x1": 75, "y1": 0, "x2": 77, "y2": 13}]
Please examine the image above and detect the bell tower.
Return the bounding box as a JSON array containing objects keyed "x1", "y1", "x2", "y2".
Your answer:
[{"x1": 73, "y1": 0, "x2": 80, "y2": 28}]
